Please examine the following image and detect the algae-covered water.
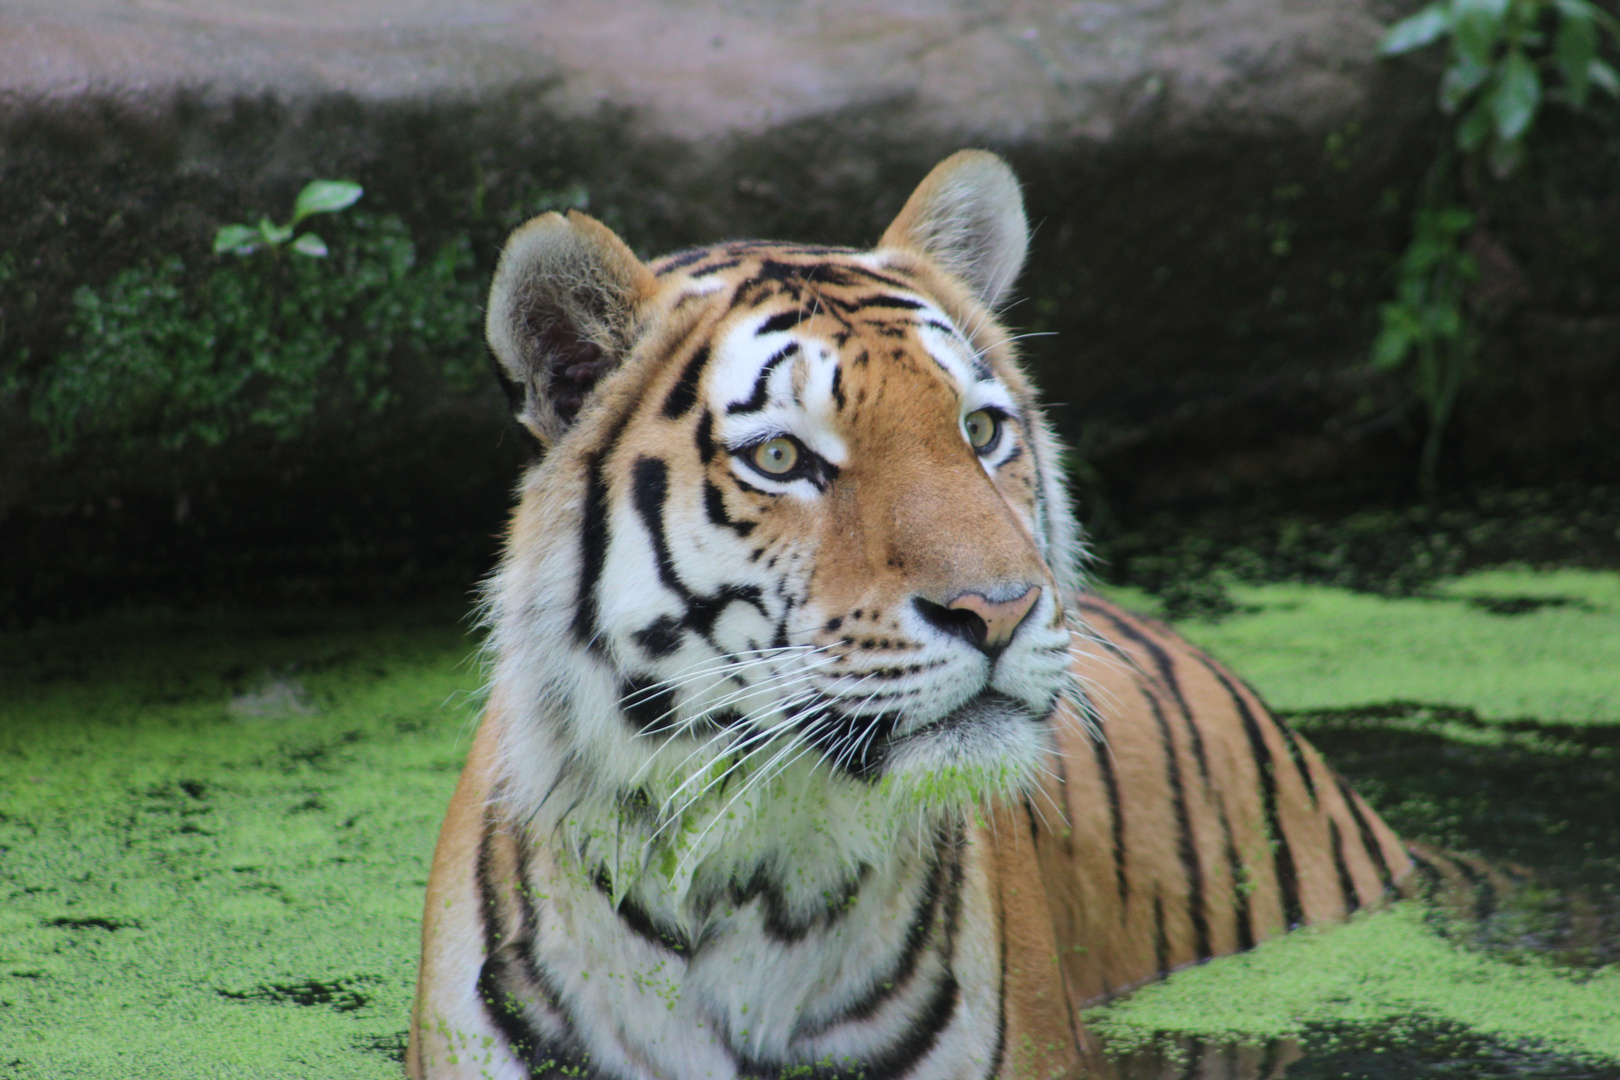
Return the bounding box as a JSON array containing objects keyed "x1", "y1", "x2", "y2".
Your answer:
[{"x1": 2, "y1": 571, "x2": 1617, "y2": 1078}]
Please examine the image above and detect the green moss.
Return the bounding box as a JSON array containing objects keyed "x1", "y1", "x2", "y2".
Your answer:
[
  {"x1": 1086, "y1": 903, "x2": 1620, "y2": 1063},
  {"x1": 1098, "y1": 568, "x2": 1620, "y2": 723},
  {"x1": 0, "y1": 607, "x2": 480, "y2": 1077}
]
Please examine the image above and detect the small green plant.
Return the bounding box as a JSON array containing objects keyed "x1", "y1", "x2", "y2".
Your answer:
[
  {"x1": 1371, "y1": 190, "x2": 1480, "y2": 499},
  {"x1": 212, "y1": 179, "x2": 364, "y2": 259},
  {"x1": 1375, "y1": 0, "x2": 1620, "y2": 496}
]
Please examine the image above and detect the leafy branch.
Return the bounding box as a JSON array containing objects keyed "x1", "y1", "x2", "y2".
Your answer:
[{"x1": 1374, "y1": 0, "x2": 1620, "y2": 496}]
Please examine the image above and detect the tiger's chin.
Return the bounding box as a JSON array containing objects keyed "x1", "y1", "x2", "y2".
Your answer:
[{"x1": 876, "y1": 691, "x2": 1052, "y2": 813}]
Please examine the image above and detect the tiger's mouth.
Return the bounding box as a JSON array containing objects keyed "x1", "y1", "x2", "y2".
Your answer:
[{"x1": 811, "y1": 690, "x2": 1050, "y2": 796}]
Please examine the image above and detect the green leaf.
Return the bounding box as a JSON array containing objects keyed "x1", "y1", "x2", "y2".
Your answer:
[
  {"x1": 291, "y1": 180, "x2": 363, "y2": 226},
  {"x1": 1373, "y1": 307, "x2": 1421, "y2": 368},
  {"x1": 1553, "y1": 0, "x2": 1612, "y2": 31},
  {"x1": 291, "y1": 233, "x2": 329, "y2": 258},
  {"x1": 1452, "y1": 0, "x2": 1509, "y2": 67},
  {"x1": 257, "y1": 217, "x2": 295, "y2": 246},
  {"x1": 1439, "y1": 56, "x2": 1491, "y2": 110},
  {"x1": 212, "y1": 224, "x2": 260, "y2": 255},
  {"x1": 1590, "y1": 58, "x2": 1620, "y2": 95},
  {"x1": 1555, "y1": 2, "x2": 1598, "y2": 107},
  {"x1": 1487, "y1": 133, "x2": 1527, "y2": 177},
  {"x1": 1381, "y1": 4, "x2": 1452, "y2": 54},
  {"x1": 1491, "y1": 49, "x2": 1541, "y2": 140},
  {"x1": 1456, "y1": 100, "x2": 1495, "y2": 149}
]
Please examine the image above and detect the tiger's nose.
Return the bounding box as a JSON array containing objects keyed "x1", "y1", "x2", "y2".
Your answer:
[{"x1": 914, "y1": 585, "x2": 1041, "y2": 657}]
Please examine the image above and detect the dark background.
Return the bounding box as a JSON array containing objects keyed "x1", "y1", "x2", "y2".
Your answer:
[{"x1": 3, "y1": 61, "x2": 1619, "y2": 625}]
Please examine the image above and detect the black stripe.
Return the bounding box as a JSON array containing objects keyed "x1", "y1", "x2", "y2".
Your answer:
[
  {"x1": 1082, "y1": 603, "x2": 1211, "y2": 784},
  {"x1": 830, "y1": 364, "x2": 846, "y2": 410},
  {"x1": 840, "y1": 843, "x2": 964, "y2": 1080},
  {"x1": 684, "y1": 583, "x2": 767, "y2": 636},
  {"x1": 767, "y1": 844, "x2": 962, "y2": 1080},
  {"x1": 631, "y1": 457, "x2": 685, "y2": 597},
  {"x1": 799, "y1": 851, "x2": 946, "y2": 1033},
  {"x1": 1089, "y1": 732, "x2": 1129, "y2": 904},
  {"x1": 1048, "y1": 745, "x2": 1076, "y2": 842},
  {"x1": 1081, "y1": 600, "x2": 1258, "y2": 945},
  {"x1": 735, "y1": 862, "x2": 871, "y2": 945},
  {"x1": 695, "y1": 408, "x2": 716, "y2": 463},
  {"x1": 570, "y1": 453, "x2": 612, "y2": 648},
  {"x1": 1223, "y1": 832, "x2": 1256, "y2": 951},
  {"x1": 661, "y1": 344, "x2": 711, "y2": 418},
  {"x1": 1409, "y1": 848, "x2": 1446, "y2": 895},
  {"x1": 1329, "y1": 818, "x2": 1361, "y2": 915},
  {"x1": 1176, "y1": 1039, "x2": 1207, "y2": 1080},
  {"x1": 475, "y1": 820, "x2": 598, "y2": 1078},
  {"x1": 1152, "y1": 893, "x2": 1170, "y2": 979},
  {"x1": 741, "y1": 975, "x2": 959, "y2": 1080},
  {"x1": 629, "y1": 457, "x2": 766, "y2": 653},
  {"x1": 569, "y1": 407, "x2": 637, "y2": 649},
  {"x1": 1143, "y1": 685, "x2": 1212, "y2": 961},
  {"x1": 1273, "y1": 720, "x2": 1318, "y2": 806},
  {"x1": 842, "y1": 263, "x2": 920, "y2": 292},
  {"x1": 1334, "y1": 774, "x2": 1395, "y2": 892},
  {"x1": 591, "y1": 865, "x2": 692, "y2": 953},
  {"x1": 692, "y1": 257, "x2": 743, "y2": 276},
  {"x1": 756, "y1": 310, "x2": 809, "y2": 336},
  {"x1": 630, "y1": 616, "x2": 683, "y2": 659},
  {"x1": 1257, "y1": 1039, "x2": 1281, "y2": 1079},
  {"x1": 1451, "y1": 855, "x2": 1498, "y2": 924},
  {"x1": 654, "y1": 248, "x2": 710, "y2": 273},
  {"x1": 704, "y1": 480, "x2": 755, "y2": 537},
  {"x1": 1204, "y1": 661, "x2": 1304, "y2": 930},
  {"x1": 619, "y1": 674, "x2": 678, "y2": 731},
  {"x1": 848, "y1": 294, "x2": 925, "y2": 312},
  {"x1": 726, "y1": 342, "x2": 799, "y2": 414}
]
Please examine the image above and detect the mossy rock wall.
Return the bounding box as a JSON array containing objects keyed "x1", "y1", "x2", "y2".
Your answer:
[{"x1": 3, "y1": 0, "x2": 1619, "y2": 620}]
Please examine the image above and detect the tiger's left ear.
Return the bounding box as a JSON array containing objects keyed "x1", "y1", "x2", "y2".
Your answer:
[
  {"x1": 486, "y1": 210, "x2": 659, "y2": 448},
  {"x1": 879, "y1": 150, "x2": 1029, "y2": 310}
]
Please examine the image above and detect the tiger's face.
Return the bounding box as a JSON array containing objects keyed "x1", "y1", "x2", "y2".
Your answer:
[{"x1": 482, "y1": 153, "x2": 1082, "y2": 877}]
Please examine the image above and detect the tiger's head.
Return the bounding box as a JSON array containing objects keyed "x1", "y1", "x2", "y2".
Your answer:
[{"x1": 481, "y1": 152, "x2": 1085, "y2": 893}]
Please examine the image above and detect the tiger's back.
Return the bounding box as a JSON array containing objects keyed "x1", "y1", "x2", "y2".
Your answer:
[{"x1": 408, "y1": 152, "x2": 1408, "y2": 1080}]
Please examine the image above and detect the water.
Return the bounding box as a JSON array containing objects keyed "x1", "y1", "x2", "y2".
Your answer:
[{"x1": 1094, "y1": 706, "x2": 1620, "y2": 1079}]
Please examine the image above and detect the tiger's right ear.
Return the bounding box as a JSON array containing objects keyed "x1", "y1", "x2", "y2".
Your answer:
[{"x1": 486, "y1": 211, "x2": 658, "y2": 448}]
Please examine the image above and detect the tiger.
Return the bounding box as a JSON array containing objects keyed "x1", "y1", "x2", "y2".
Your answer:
[{"x1": 407, "y1": 150, "x2": 1411, "y2": 1080}]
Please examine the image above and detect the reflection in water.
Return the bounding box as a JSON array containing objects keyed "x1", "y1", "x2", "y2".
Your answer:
[
  {"x1": 1094, "y1": 707, "x2": 1620, "y2": 1080},
  {"x1": 1097, "y1": 1033, "x2": 1301, "y2": 1079},
  {"x1": 1100, "y1": 1019, "x2": 1620, "y2": 1080}
]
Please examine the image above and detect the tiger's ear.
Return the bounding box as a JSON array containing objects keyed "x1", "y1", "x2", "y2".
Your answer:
[
  {"x1": 486, "y1": 210, "x2": 658, "y2": 448},
  {"x1": 879, "y1": 150, "x2": 1029, "y2": 310}
]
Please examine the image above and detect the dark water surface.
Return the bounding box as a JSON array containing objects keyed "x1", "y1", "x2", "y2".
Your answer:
[{"x1": 1097, "y1": 706, "x2": 1620, "y2": 1079}]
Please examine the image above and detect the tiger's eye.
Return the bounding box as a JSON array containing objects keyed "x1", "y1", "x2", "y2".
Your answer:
[
  {"x1": 753, "y1": 437, "x2": 800, "y2": 475},
  {"x1": 964, "y1": 409, "x2": 998, "y2": 450}
]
